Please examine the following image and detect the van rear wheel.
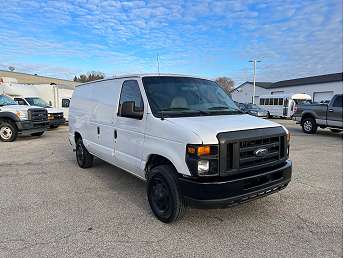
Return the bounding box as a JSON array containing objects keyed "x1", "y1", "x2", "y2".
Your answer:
[
  {"x1": 76, "y1": 139, "x2": 94, "y2": 168},
  {"x1": 147, "y1": 165, "x2": 186, "y2": 223}
]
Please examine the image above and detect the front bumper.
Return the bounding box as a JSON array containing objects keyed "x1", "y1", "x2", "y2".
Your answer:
[
  {"x1": 16, "y1": 120, "x2": 49, "y2": 135},
  {"x1": 179, "y1": 160, "x2": 292, "y2": 208},
  {"x1": 49, "y1": 118, "x2": 65, "y2": 127}
]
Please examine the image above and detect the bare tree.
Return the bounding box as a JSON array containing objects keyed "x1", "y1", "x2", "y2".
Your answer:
[
  {"x1": 215, "y1": 77, "x2": 235, "y2": 93},
  {"x1": 73, "y1": 71, "x2": 105, "y2": 83}
]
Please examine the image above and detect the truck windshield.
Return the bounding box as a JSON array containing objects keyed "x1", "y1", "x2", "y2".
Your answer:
[
  {"x1": 142, "y1": 76, "x2": 241, "y2": 118},
  {"x1": 25, "y1": 97, "x2": 50, "y2": 108},
  {"x1": 0, "y1": 95, "x2": 18, "y2": 106}
]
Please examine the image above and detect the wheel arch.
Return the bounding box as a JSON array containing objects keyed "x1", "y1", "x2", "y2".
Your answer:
[
  {"x1": 145, "y1": 154, "x2": 179, "y2": 179},
  {"x1": 301, "y1": 112, "x2": 316, "y2": 121},
  {"x1": 0, "y1": 112, "x2": 19, "y2": 124},
  {"x1": 74, "y1": 131, "x2": 82, "y2": 143}
]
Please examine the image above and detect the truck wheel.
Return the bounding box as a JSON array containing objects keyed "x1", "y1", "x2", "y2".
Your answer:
[
  {"x1": 302, "y1": 117, "x2": 317, "y2": 134},
  {"x1": 330, "y1": 129, "x2": 342, "y2": 133},
  {"x1": 0, "y1": 122, "x2": 18, "y2": 142},
  {"x1": 147, "y1": 165, "x2": 186, "y2": 223},
  {"x1": 76, "y1": 139, "x2": 94, "y2": 168},
  {"x1": 31, "y1": 132, "x2": 44, "y2": 136},
  {"x1": 50, "y1": 125, "x2": 59, "y2": 129}
]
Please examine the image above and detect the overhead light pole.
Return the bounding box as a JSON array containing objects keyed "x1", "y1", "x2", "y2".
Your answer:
[
  {"x1": 249, "y1": 59, "x2": 261, "y2": 104},
  {"x1": 157, "y1": 53, "x2": 160, "y2": 75}
]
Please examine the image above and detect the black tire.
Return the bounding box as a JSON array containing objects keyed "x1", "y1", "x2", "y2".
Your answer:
[
  {"x1": 76, "y1": 138, "x2": 94, "y2": 168},
  {"x1": 31, "y1": 131, "x2": 44, "y2": 136},
  {"x1": 50, "y1": 125, "x2": 59, "y2": 129},
  {"x1": 147, "y1": 165, "x2": 186, "y2": 223},
  {"x1": 301, "y1": 117, "x2": 317, "y2": 134},
  {"x1": 330, "y1": 129, "x2": 342, "y2": 133},
  {"x1": 0, "y1": 121, "x2": 18, "y2": 142}
]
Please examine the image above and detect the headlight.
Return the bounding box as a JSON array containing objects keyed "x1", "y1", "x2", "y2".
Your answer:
[
  {"x1": 48, "y1": 114, "x2": 54, "y2": 120},
  {"x1": 15, "y1": 111, "x2": 28, "y2": 120},
  {"x1": 186, "y1": 144, "x2": 219, "y2": 176},
  {"x1": 197, "y1": 160, "x2": 209, "y2": 175}
]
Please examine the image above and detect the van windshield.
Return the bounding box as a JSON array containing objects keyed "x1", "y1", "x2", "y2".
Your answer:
[
  {"x1": 142, "y1": 76, "x2": 241, "y2": 118},
  {"x1": 25, "y1": 97, "x2": 50, "y2": 108}
]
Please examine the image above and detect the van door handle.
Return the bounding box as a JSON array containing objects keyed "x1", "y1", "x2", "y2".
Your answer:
[
  {"x1": 97, "y1": 126, "x2": 100, "y2": 134},
  {"x1": 329, "y1": 109, "x2": 334, "y2": 112},
  {"x1": 114, "y1": 129, "x2": 117, "y2": 139}
]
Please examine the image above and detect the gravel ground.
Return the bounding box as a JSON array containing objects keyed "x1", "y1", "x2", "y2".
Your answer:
[{"x1": 0, "y1": 119, "x2": 342, "y2": 257}]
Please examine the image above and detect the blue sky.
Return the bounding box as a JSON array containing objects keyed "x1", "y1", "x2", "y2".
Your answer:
[{"x1": 0, "y1": 0, "x2": 342, "y2": 85}]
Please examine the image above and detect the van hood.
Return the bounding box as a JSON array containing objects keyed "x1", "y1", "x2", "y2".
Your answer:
[{"x1": 165, "y1": 114, "x2": 285, "y2": 143}]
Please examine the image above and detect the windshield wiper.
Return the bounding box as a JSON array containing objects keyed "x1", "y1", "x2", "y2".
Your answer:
[
  {"x1": 158, "y1": 107, "x2": 210, "y2": 119},
  {"x1": 208, "y1": 106, "x2": 230, "y2": 110},
  {"x1": 160, "y1": 107, "x2": 190, "y2": 111}
]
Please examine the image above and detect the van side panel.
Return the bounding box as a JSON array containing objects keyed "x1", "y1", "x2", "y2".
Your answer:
[
  {"x1": 90, "y1": 80, "x2": 121, "y2": 162},
  {"x1": 69, "y1": 84, "x2": 94, "y2": 149},
  {"x1": 140, "y1": 115, "x2": 203, "y2": 177}
]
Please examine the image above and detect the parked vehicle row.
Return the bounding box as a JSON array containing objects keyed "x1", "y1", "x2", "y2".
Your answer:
[
  {"x1": 293, "y1": 94, "x2": 343, "y2": 134},
  {"x1": 235, "y1": 102, "x2": 270, "y2": 118},
  {"x1": 0, "y1": 95, "x2": 48, "y2": 142},
  {"x1": 0, "y1": 79, "x2": 73, "y2": 123},
  {"x1": 69, "y1": 74, "x2": 292, "y2": 223}
]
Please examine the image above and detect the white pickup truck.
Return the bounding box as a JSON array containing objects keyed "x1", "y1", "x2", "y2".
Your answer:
[
  {"x1": 0, "y1": 95, "x2": 48, "y2": 142},
  {"x1": 13, "y1": 96, "x2": 65, "y2": 128},
  {"x1": 69, "y1": 74, "x2": 292, "y2": 223}
]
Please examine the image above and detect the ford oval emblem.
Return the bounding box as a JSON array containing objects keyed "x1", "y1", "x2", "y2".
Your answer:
[{"x1": 254, "y1": 148, "x2": 269, "y2": 157}]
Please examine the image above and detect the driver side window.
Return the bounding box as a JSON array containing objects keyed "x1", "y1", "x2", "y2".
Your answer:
[
  {"x1": 14, "y1": 98, "x2": 28, "y2": 105},
  {"x1": 118, "y1": 80, "x2": 144, "y2": 117}
]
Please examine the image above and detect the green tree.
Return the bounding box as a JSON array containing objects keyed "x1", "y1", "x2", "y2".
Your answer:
[{"x1": 73, "y1": 71, "x2": 105, "y2": 83}]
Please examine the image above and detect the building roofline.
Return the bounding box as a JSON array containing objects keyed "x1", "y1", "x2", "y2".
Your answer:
[
  {"x1": 268, "y1": 72, "x2": 343, "y2": 89},
  {"x1": 0, "y1": 69, "x2": 74, "y2": 83},
  {"x1": 231, "y1": 72, "x2": 343, "y2": 92}
]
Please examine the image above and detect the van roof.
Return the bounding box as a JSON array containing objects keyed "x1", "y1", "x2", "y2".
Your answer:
[{"x1": 77, "y1": 73, "x2": 212, "y2": 87}]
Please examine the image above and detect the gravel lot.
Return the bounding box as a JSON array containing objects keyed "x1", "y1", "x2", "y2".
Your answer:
[{"x1": 0, "y1": 119, "x2": 342, "y2": 257}]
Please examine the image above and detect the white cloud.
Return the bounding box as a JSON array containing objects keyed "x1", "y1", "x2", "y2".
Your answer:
[{"x1": 0, "y1": 0, "x2": 342, "y2": 83}]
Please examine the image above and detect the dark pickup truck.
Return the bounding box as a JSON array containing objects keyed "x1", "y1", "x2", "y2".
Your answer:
[{"x1": 293, "y1": 94, "x2": 343, "y2": 134}]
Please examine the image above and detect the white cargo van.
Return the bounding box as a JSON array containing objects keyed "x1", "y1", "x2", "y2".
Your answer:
[{"x1": 69, "y1": 74, "x2": 292, "y2": 223}]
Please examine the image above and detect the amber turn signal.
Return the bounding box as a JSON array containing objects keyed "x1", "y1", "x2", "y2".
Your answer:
[
  {"x1": 187, "y1": 146, "x2": 196, "y2": 154},
  {"x1": 197, "y1": 146, "x2": 211, "y2": 156}
]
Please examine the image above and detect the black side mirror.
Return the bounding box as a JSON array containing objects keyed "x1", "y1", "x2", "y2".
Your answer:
[{"x1": 120, "y1": 101, "x2": 143, "y2": 119}]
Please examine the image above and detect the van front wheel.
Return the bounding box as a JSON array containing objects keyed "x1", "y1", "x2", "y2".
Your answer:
[
  {"x1": 76, "y1": 139, "x2": 94, "y2": 168},
  {"x1": 147, "y1": 165, "x2": 186, "y2": 223}
]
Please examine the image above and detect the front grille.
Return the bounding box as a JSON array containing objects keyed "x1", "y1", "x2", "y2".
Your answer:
[
  {"x1": 239, "y1": 136, "x2": 281, "y2": 169},
  {"x1": 28, "y1": 109, "x2": 48, "y2": 122},
  {"x1": 52, "y1": 113, "x2": 64, "y2": 119},
  {"x1": 218, "y1": 127, "x2": 288, "y2": 176}
]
